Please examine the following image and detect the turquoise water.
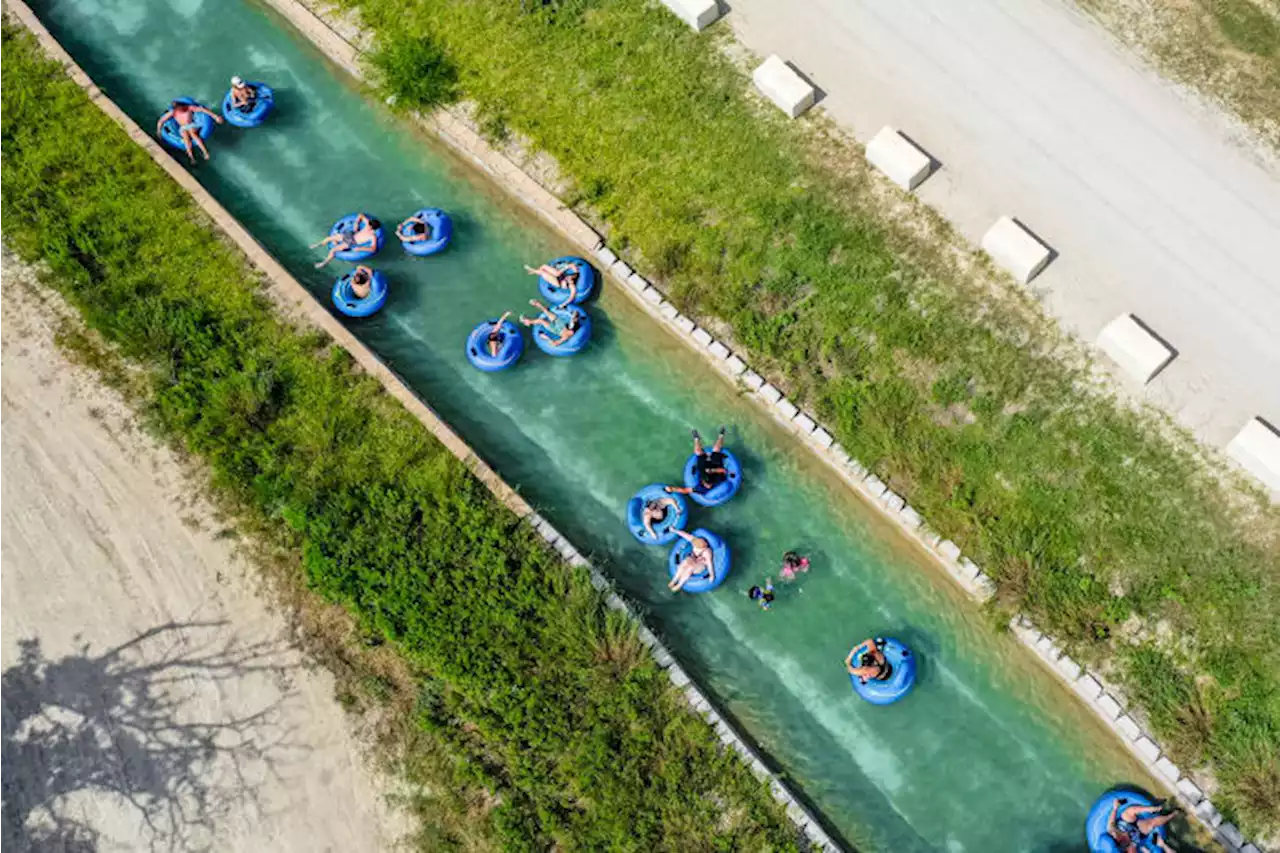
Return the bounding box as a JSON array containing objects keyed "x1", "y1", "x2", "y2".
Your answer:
[{"x1": 34, "y1": 0, "x2": 1159, "y2": 849}]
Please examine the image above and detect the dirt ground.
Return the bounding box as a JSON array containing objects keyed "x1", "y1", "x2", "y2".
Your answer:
[{"x1": 1, "y1": 249, "x2": 410, "y2": 851}]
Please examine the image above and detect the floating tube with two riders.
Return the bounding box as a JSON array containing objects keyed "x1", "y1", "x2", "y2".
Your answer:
[
  {"x1": 332, "y1": 269, "x2": 388, "y2": 318},
  {"x1": 329, "y1": 213, "x2": 384, "y2": 262},
  {"x1": 533, "y1": 304, "x2": 592, "y2": 356},
  {"x1": 159, "y1": 97, "x2": 215, "y2": 151},
  {"x1": 627, "y1": 484, "x2": 688, "y2": 546},
  {"x1": 668, "y1": 528, "x2": 731, "y2": 593},
  {"x1": 682, "y1": 449, "x2": 743, "y2": 507},
  {"x1": 467, "y1": 318, "x2": 524, "y2": 372},
  {"x1": 538, "y1": 256, "x2": 597, "y2": 305},
  {"x1": 398, "y1": 207, "x2": 453, "y2": 256},
  {"x1": 849, "y1": 637, "x2": 917, "y2": 706},
  {"x1": 1085, "y1": 791, "x2": 1170, "y2": 853},
  {"x1": 221, "y1": 82, "x2": 274, "y2": 128}
]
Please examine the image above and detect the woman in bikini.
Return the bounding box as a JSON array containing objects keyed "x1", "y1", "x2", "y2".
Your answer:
[
  {"x1": 155, "y1": 100, "x2": 223, "y2": 165},
  {"x1": 525, "y1": 262, "x2": 580, "y2": 304},
  {"x1": 669, "y1": 528, "x2": 715, "y2": 592},
  {"x1": 520, "y1": 298, "x2": 581, "y2": 347}
]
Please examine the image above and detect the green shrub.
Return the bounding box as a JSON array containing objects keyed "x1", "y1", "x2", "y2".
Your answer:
[{"x1": 368, "y1": 30, "x2": 459, "y2": 111}]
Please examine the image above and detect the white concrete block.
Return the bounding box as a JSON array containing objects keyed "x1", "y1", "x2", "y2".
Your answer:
[
  {"x1": 637, "y1": 626, "x2": 658, "y2": 647},
  {"x1": 830, "y1": 443, "x2": 850, "y2": 464},
  {"x1": 667, "y1": 664, "x2": 691, "y2": 687},
  {"x1": 972, "y1": 573, "x2": 997, "y2": 600},
  {"x1": 605, "y1": 592, "x2": 627, "y2": 612},
  {"x1": 1133, "y1": 736, "x2": 1161, "y2": 763},
  {"x1": 866, "y1": 126, "x2": 934, "y2": 191},
  {"x1": 588, "y1": 570, "x2": 610, "y2": 591},
  {"x1": 652, "y1": 645, "x2": 674, "y2": 667},
  {"x1": 595, "y1": 245, "x2": 618, "y2": 267},
  {"x1": 627, "y1": 272, "x2": 649, "y2": 292},
  {"x1": 742, "y1": 370, "x2": 765, "y2": 391},
  {"x1": 758, "y1": 383, "x2": 782, "y2": 404},
  {"x1": 1114, "y1": 714, "x2": 1142, "y2": 741},
  {"x1": 1055, "y1": 655, "x2": 1082, "y2": 681},
  {"x1": 1195, "y1": 799, "x2": 1223, "y2": 827},
  {"x1": 982, "y1": 216, "x2": 1053, "y2": 284},
  {"x1": 1074, "y1": 674, "x2": 1103, "y2": 701},
  {"x1": 725, "y1": 355, "x2": 747, "y2": 376},
  {"x1": 793, "y1": 414, "x2": 817, "y2": 434},
  {"x1": 957, "y1": 557, "x2": 982, "y2": 579},
  {"x1": 776, "y1": 398, "x2": 799, "y2": 420},
  {"x1": 641, "y1": 285, "x2": 664, "y2": 304},
  {"x1": 937, "y1": 540, "x2": 962, "y2": 562},
  {"x1": 1154, "y1": 756, "x2": 1180, "y2": 783},
  {"x1": 863, "y1": 475, "x2": 888, "y2": 498},
  {"x1": 752, "y1": 55, "x2": 816, "y2": 119},
  {"x1": 1227, "y1": 417, "x2": 1280, "y2": 494},
  {"x1": 1094, "y1": 692, "x2": 1123, "y2": 720},
  {"x1": 1034, "y1": 635, "x2": 1061, "y2": 661},
  {"x1": 1218, "y1": 823, "x2": 1244, "y2": 848},
  {"x1": 811, "y1": 428, "x2": 834, "y2": 448},
  {"x1": 659, "y1": 301, "x2": 679, "y2": 320},
  {"x1": 1175, "y1": 777, "x2": 1204, "y2": 804},
  {"x1": 611, "y1": 260, "x2": 634, "y2": 280},
  {"x1": 659, "y1": 0, "x2": 722, "y2": 31},
  {"x1": 882, "y1": 491, "x2": 906, "y2": 513},
  {"x1": 920, "y1": 527, "x2": 942, "y2": 549},
  {"x1": 1240, "y1": 845, "x2": 1260, "y2": 853},
  {"x1": 568, "y1": 552, "x2": 590, "y2": 569},
  {"x1": 691, "y1": 327, "x2": 713, "y2": 347},
  {"x1": 845, "y1": 458, "x2": 869, "y2": 480},
  {"x1": 1096, "y1": 313, "x2": 1177, "y2": 384},
  {"x1": 707, "y1": 340, "x2": 730, "y2": 359},
  {"x1": 674, "y1": 314, "x2": 696, "y2": 333}
]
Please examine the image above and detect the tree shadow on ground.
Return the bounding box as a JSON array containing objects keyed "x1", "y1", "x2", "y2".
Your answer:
[{"x1": 2, "y1": 621, "x2": 304, "y2": 852}]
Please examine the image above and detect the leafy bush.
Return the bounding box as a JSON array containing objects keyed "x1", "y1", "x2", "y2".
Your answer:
[
  {"x1": 368, "y1": 30, "x2": 458, "y2": 111},
  {"x1": 0, "y1": 24, "x2": 799, "y2": 852}
]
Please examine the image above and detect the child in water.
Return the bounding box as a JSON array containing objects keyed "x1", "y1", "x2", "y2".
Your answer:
[
  {"x1": 747, "y1": 579, "x2": 776, "y2": 611},
  {"x1": 780, "y1": 551, "x2": 810, "y2": 582}
]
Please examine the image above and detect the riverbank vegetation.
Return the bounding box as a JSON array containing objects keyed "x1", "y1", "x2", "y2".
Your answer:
[
  {"x1": 340, "y1": 0, "x2": 1280, "y2": 834},
  {"x1": 0, "y1": 24, "x2": 802, "y2": 852}
]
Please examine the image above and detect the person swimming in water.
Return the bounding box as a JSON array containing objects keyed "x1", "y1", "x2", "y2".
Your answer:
[
  {"x1": 525, "y1": 261, "x2": 580, "y2": 304},
  {"x1": 348, "y1": 265, "x2": 375, "y2": 299},
  {"x1": 311, "y1": 213, "x2": 381, "y2": 268},
  {"x1": 486, "y1": 312, "x2": 514, "y2": 358},
  {"x1": 228, "y1": 76, "x2": 258, "y2": 111},
  {"x1": 665, "y1": 427, "x2": 728, "y2": 499},
  {"x1": 155, "y1": 99, "x2": 223, "y2": 165},
  {"x1": 747, "y1": 579, "x2": 776, "y2": 611},
  {"x1": 780, "y1": 551, "x2": 810, "y2": 582},
  {"x1": 396, "y1": 211, "x2": 433, "y2": 245},
  {"x1": 520, "y1": 298, "x2": 582, "y2": 347},
  {"x1": 845, "y1": 638, "x2": 892, "y2": 683},
  {"x1": 669, "y1": 528, "x2": 714, "y2": 592},
  {"x1": 641, "y1": 495, "x2": 681, "y2": 540},
  {"x1": 1107, "y1": 799, "x2": 1180, "y2": 852}
]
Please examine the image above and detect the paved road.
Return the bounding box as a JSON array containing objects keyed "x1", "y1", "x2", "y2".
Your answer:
[{"x1": 725, "y1": 0, "x2": 1280, "y2": 451}]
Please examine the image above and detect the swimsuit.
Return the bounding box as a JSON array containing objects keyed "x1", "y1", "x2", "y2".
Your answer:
[{"x1": 696, "y1": 450, "x2": 728, "y2": 489}]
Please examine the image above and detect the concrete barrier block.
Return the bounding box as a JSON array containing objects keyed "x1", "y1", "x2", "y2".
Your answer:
[
  {"x1": 1034, "y1": 635, "x2": 1061, "y2": 661},
  {"x1": 846, "y1": 458, "x2": 869, "y2": 480},
  {"x1": 1218, "y1": 823, "x2": 1244, "y2": 849},
  {"x1": 957, "y1": 557, "x2": 981, "y2": 579},
  {"x1": 1240, "y1": 845, "x2": 1260, "y2": 853},
  {"x1": 627, "y1": 272, "x2": 649, "y2": 292},
  {"x1": 793, "y1": 413, "x2": 817, "y2": 434},
  {"x1": 595, "y1": 245, "x2": 618, "y2": 267},
  {"x1": 863, "y1": 475, "x2": 888, "y2": 498},
  {"x1": 758, "y1": 383, "x2": 782, "y2": 404},
  {"x1": 1175, "y1": 777, "x2": 1204, "y2": 804},
  {"x1": 742, "y1": 370, "x2": 765, "y2": 391},
  {"x1": 1114, "y1": 714, "x2": 1142, "y2": 741},
  {"x1": 1094, "y1": 692, "x2": 1123, "y2": 720},
  {"x1": 568, "y1": 552, "x2": 590, "y2": 569},
  {"x1": 652, "y1": 645, "x2": 674, "y2": 667},
  {"x1": 1133, "y1": 736, "x2": 1161, "y2": 763},
  {"x1": 752, "y1": 55, "x2": 816, "y2": 118},
  {"x1": 1056, "y1": 655, "x2": 1083, "y2": 681},
  {"x1": 1194, "y1": 799, "x2": 1222, "y2": 827},
  {"x1": 637, "y1": 626, "x2": 658, "y2": 647},
  {"x1": 641, "y1": 285, "x2": 664, "y2": 305},
  {"x1": 896, "y1": 506, "x2": 923, "y2": 529},
  {"x1": 785, "y1": 802, "x2": 810, "y2": 827},
  {"x1": 1154, "y1": 756, "x2": 1181, "y2": 784},
  {"x1": 811, "y1": 428, "x2": 834, "y2": 448},
  {"x1": 982, "y1": 216, "x2": 1053, "y2": 284},
  {"x1": 937, "y1": 540, "x2": 962, "y2": 562},
  {"x1": 1227, "y1": 417, "x2": 1280, "y2": 494},
  {"x1": 725, "y1": 355, "x2": 747, "y2": 376},
  {"x1": 537, "y1": 522, "x2": 561, "y2": 545},
  {"x1": 611, "y1": 260, "x2": 634, "y2": 281},
  {"x1": 830, "y1": 443, "x2": 850, "y2": 464},
  {"x1": 866, "y1": 126, "x2": 934, "y2": 191},
  {"x1": 660, "y1": 0, "x2": 722, "y2": 31},
  {"x1": 674, "y1": 314, "x2": 696, "y2": 333},
  {"x1": 1096, "y1": 313, "x2": 1177, "y2": 385},
  {"x1": 708, "y1": 340, "x2": 730, "y2": 359},
  {"x1": 776, "y1": 398, "x2": 799, "y2": 420},
  {"x1": 588, "y1": 570, "x2": 610, "y2": 591},
  {"x1": 1074, "y1": 674, "x2": 1103, "y2": 701},
  {"x1": 691, "y1": 327, "x2": 713, "y2": 347},
  {"x1": 556, "y1": 538, "x2": 578, "y2": 559},
  {"x1": 920, "y1": 527, "x2": 942, "y2": 548},
  {"x1": 659, "y1": 301, "x2": 679, "y2": 320},
  {"x1": 972, "y1": 573, "x2": 997, "y2": 600},
  {"x1": 667, "y1": 664, "x2": 691, "y2": 687},
  {"x1": 605, "y1": 592, "x2": 627, "y2": 612},
  {"x1": 882, "y1": 491, "x2": 906, "y2": 513}
]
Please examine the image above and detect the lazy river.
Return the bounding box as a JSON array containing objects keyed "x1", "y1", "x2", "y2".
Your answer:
[{"x1": 33, "y1": 0, "x2": 1162, "y2": 848}]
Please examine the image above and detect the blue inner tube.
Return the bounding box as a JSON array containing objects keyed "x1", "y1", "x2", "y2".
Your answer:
[
  {"x1": 466, "y1": 320, "x2": 524, "y2": 372},
  {"x1": 627, "y1": 485, "x2": 688, "y2": 546},
  {"x1": 330, "y1": 213, "x2": 385, "y2": 262},
  {"x1": 537, "y1": 256, "x2": 596, "y2": 305},
  {"x1": 221, "y1": 82, "x2": 274, "y2": 128},
  {"x1": 1086, "y1": 791, "x2": 1168, "y2": 853},
  {"x1": 398, "y1": 208, "x2": 453, "y2": 256},
  {"x1": 532, "y1": 305, "x2": 592, "y2": 356},
  {"x1": 681, "y1": 449, "x2": 743, "y2": 507},
  {"x1": 331, "y1": 270, "x2": 388, "y2": 318},
  {"x1": 849, "y1": 638, "x2": 917, "y2": 705},
  {"x1": 159, "y1": 98, "x2": 214, "y2": 151},
  {"x1": 667, "y1": 528, "x2": 731, "y2": 594}
]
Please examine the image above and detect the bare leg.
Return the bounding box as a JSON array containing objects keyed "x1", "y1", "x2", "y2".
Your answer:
[
  {"x1": 712, "y1": 427, "x2": 725, "y2": 453},
  {"x1": 314, "y1": 246, "x2": 341, "y2": 268},
  {"x1": 692, "y1": 434, "x2": 704, "y2": 455},
  {"x1": 181, "y1": 134, "x2": 196, "y2": 165},
  {"x1": 191, "y1": 134, "x2": 211, "y2": 161},
  {"x1": 1135, "y1": 812, "x2": 1177, "y2": 835}
]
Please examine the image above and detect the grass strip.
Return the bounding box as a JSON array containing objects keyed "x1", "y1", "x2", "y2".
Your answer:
[
  {"x1": 344, "y1": 0, "x2": 1280, "y2": 833},
  {"x1": 0, "y1": 22, "x2": 803, "y2": 852}
]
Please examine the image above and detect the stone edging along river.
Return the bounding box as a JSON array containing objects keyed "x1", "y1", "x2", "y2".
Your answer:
[{"x1": 253, "y1": 2, "x2": 1251, "y2": 850}]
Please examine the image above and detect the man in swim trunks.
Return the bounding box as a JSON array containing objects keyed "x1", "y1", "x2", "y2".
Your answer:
[
  {"x1": 845, "y1": 638, "x2": 892, "y2": 683},
  {"x1": 668, "y1": 528, "x2": 714, "y2": 592},
  {"x1": 520, "y1": 298, "x2": 581, "y2": 346},
  {"x1": 228, "y1": 76, "x2": 257, "y2": 111},
  {"x1": 349, "y1": 265, "x2": 375, "y2": 299},
  {"x1": 1108, "y1": 799, "x2": 1180, "y2": 852},
  {"x1": 487, "y1": 312, "x2": 514, "y2": 357},
  {"x1": 155, "y1": 99, "x2": 223, "y2": 165},
  {"x1": 525, "y1": 262, "x2": 580, "y2": 304},
  {"x1": 665, "y1": 427, "x2": 728, "y2": 498},
  {"x1": 396, "y1": 212, "x2": 433, "y2": 245},
  {"x1": 311, "y1": 213, "x2": 382, "y2": 268},
  {"x1": 641, "y1": 495, "x2": 681, "y2": 540}
]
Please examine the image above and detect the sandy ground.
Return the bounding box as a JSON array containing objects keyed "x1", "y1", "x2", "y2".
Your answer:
[
  {"x1": 1, "y1": 251, "x2": 409, "y2": 851},
  {"x1": 725, "y1": 0, "x2": 1280, "y2": 451}
]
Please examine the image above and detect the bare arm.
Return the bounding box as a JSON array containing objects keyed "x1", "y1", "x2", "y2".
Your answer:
[
  {"x1": 156, "y1": 111, "x2": 173, "y2": 135},
  {"x1": 195, "y1": 105, "x2": 224, "y2": 123}
]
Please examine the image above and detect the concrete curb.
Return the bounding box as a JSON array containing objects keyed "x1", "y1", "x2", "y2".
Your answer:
[{"x1": 5, "y1": 2, "x2": 841, "y2": 849}]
